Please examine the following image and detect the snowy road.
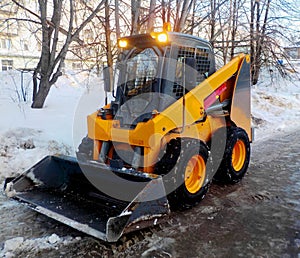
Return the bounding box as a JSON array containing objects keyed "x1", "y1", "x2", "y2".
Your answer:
[{"x1": 0, "y1": 129, "x2": 299, "y2": 257}]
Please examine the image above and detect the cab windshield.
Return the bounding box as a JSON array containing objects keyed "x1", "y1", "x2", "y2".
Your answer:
[{"x1": 121, "y1": 48, "x2": 159, "y2": 99}]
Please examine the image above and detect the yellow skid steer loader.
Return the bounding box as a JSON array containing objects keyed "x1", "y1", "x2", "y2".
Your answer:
[{"x1": 4, "y1": 30, "x2": 252, "y2": 242}]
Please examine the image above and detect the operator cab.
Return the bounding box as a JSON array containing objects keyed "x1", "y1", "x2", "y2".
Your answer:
[{"x1": 104, "y1": 32, "x2": 216, "y2": 128}]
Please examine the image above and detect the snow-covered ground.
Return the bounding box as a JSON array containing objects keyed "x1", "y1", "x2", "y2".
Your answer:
[
  {"x1": 0, "y1": 70, "x2": 105, "y2": 180},
  {"x1": 1, "y1": 234, "x2": 82, "y2": 258},
  {"x1": 0, "y1": 64, "x2": 299, "y2": 256},
  {"x1": 251, "y1": 66, "x2": 300, "y2": 140}
]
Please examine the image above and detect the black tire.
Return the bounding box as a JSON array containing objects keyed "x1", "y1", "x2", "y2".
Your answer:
[
  {"x1": 162, "y1": 139, "x2": 210, "y2": 211},
  {"x1": 213, "y1": 127, "x2": 250, "y2": 184},
  {"x1": 76, "y1": 136, "x2": 93, "y2": 161},
  {"x1": 154, "y1": 139, "x2": 181, "y2": 176}
]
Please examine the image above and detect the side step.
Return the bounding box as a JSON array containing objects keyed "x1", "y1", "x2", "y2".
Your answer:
[{"x1": 4, "y1": 155, "x2": 170, "y2": 242}]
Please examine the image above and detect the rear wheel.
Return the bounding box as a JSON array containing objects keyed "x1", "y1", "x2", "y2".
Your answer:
[
  {"x1": 168, "y1": 140, "x2": 210, "y2": 210},
  {"x1": 213, "y1": 127, "x2": 250, "y2": 183}
]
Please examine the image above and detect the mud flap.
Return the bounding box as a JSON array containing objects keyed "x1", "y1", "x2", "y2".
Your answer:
[{"x1": 4, "y1": 155, "x2": 170, "y2": 242}]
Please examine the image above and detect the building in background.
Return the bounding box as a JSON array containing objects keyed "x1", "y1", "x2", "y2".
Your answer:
[
  {"x1": 284, "y1": 42, "x2": 300, "y2": 60},
  {"x1": 0, "y1": 1, "x2": 97, "y2": 73}
]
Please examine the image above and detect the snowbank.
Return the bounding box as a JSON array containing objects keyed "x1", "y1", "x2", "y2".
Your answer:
[
  {"x1": 0, "y1": 70, "x2": 105, "y2": 181},
  {"x1": 252, "y1": 65, "x2": 300, "y2": 140}
]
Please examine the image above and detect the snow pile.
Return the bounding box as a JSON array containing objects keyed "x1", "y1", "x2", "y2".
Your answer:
[
  {"x1": 0, "y1": 70, "x2": 104, "y2": 181},
  {"x1": 141, "y1": 236, "x2": 175, "y2": 257},
  {"x1": 0, "y1": 234, "x2": 81, "y2": 258},
  {"x1": 252, "y1": 65, "x2": 300, "y2": 140},
  {"x1": 0, "y1": 128, "x2": 72, "y2": 181}
]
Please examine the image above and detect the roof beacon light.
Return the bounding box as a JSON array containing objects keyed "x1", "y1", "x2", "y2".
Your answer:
[{"x1": 163, "y1": 22, "x2": 172, "y2": 32}]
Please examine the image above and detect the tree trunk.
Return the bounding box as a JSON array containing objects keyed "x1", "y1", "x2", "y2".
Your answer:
[
  {"x1": 131, "y1": 0, "x2": 141, "y2": 35},
  {"x1": 115, "y1": 0, "x2": 121, "y2": 39},
  {"x1": 162, "y1": 0, "x2": 166, "y2": 24},
  {"x1": 29, "y1": 0, "x2": 105, "y2": 108},
  {"x1": 147, "y1": 0, "x2": 156, "y2": 32},
  {"x1": 167, "y1": 0, "x2": 171, "y2": 23},
  {"x1": 174, "y1": 0, "x2": 193, "y2": 32},
  {"x1": 230, "y1": 0, "x2": 237, "y2": 59},
  {"x1": 31, "y1": 78, "x2": 51, "y2": 108},
  {"x1": 210, "y1": 0, "x2": 216, "y2": 47},
  {"x1": 173, "y1": 0, "x2": 181, "y2": 32},
  {"x1": 105, "y1": 0, "x2": 113, "y2": 70},
  {"x1": 250, "y1": 0, "x2": 271, "y2": 85},
  {"x1": 250, "y1": 0, "x2": 255, "y2": 81},
  {"x1": 189, "y1": 0, "x2": 197, "y2": 34},
  {"x1": 32, "y1": 62, "x2": 40, "y2": 101}
]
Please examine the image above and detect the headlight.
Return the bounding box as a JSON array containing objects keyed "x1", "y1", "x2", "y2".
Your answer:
[
  {"x1": 157, "y1": 33, "x2": 168, "y2": 43},
  {"x1": 118, "y1": 39, "x2": 128, "y2": 48}
]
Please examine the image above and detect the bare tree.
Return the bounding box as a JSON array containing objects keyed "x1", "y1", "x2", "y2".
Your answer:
[
  {"x1": 147, "y1": 0, "x2": 157, "y2": 32},
  {"x1": 104, "y1": 0, "x2": 114, "y2": 91},
  {"x1": 10, "y1": 0, "x2": 106, "y2": 108},
  {"x1": 247, "y1": 0, "x2": 300, "y2": 84},
  {"x1": 4, "y1": 0, "x2": 300, "y2": 104},
  {"x1": 230, "y1": 0, "x2": 238, "y2": 59},
  {"x1": 173, "y1": 0, "x2": 194, "y2": 32},
  {"x1": 250, "y1": 0, "x2": 271, "y2": 85},
  {"x1": 131, "y1": 0, "x2": 141, "y2": 34},
  {"x1": 209, "y1": 0, "x2": 217, "y2": 47},
  {"x1": 115, "y1": 0, "x2": 121, "y2": 38}
]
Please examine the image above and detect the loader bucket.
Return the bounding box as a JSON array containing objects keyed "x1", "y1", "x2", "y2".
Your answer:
[{"x1": 4, "y1": 155, "x2": 170, "y2": 242}]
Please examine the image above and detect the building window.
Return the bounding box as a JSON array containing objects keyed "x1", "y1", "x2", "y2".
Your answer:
[
  {"x1": 20, "y1": 40, "x2": 29, "y2": 51},
  {"x1": 72, "y1": 62, "x2": 82, "y2": 70},
  {"x1": 2, "y1": 60, "x2": 13, "y2": 71},
  {"x1": 0, "y1": 38, "x2": 12, "y2": 49}
]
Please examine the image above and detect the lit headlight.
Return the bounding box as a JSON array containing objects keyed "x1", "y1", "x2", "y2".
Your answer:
[
  {"x1": 118, "y1": 39, "x2": 128, "y2": 48},
  {"x1": 157, "y1": 33, "x2": 168, "y2": 43}
]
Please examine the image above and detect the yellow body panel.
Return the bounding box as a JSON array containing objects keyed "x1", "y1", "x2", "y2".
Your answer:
[
  {"x1": 230, "y1": 56, "x2": 252, "y2": 141},
  {"x1": 87, "y1": 54, "x2": 249, "y2": 172}
]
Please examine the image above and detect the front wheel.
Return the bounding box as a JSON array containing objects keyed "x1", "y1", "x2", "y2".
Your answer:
[
  {"x1": 168, "y1": 140, "x2": 210, "y2": 210},
  {"x1": 213, "y1": 127, "x2": 250, "y2": 183}
]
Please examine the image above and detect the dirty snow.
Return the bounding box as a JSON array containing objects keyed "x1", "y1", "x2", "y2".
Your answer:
[
  {"x1": 0, "y1": 234, "x2": 81, "y2": 258},
  {"x1": 0, "y1": 63, "x2": 299, "y2": 255},
  {"x1": 251, "y1": 64, "x2": 300, "y2": 140}
]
